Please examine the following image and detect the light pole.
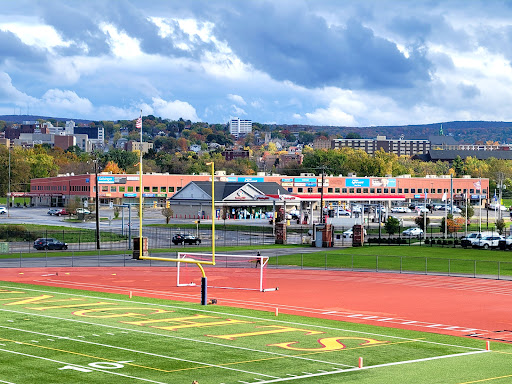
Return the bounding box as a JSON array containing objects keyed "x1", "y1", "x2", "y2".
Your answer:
[
  {"x1": 94, "y1": 158, "x2": 100, "y2": 250},
  {"x1": 7, "y1": 146, "x2": 10, "y2": 217}
]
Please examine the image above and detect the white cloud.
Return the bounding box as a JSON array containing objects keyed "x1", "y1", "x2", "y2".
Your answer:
[
  {"x1": 151, "y1": 97, "x2": 199, "y2": 121},
  {"x1": 100, "y1": 23, "x2": 142, "y2": 58},
  {"x1": 231, "y1": 105, "x2": 246, "y2": 116},
  {"x1": 41, "y1": 89, "x2": 93, "y2": 114},
  {"x1": 304, "y1": 106, "x2": 357, "y2": 126},
  {"x1": 0, "y1": 72, "x2": 37, "y2": 104},
  {"x1": 227, "y1": 93, "x2": 246, "y2": 105}
]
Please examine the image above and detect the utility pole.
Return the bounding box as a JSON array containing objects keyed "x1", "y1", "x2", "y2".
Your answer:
[
  {"x1": 320, "y1": 167, "x2": 325, "y2": 224},
  {"x1": 7, "y1": 147, "x2": 10, "y2": 218},
  {"x1": 95, "y1": 158, "x2": 100, "y2": 250}
]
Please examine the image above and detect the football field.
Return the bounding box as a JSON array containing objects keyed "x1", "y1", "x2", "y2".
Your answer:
[{"x1": 1, "y1": 282, "x2": 512, "y2": 384}]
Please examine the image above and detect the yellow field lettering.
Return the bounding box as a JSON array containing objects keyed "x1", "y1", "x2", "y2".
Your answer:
[
  {"x1": 269, "y1": 337, "x2": 388, "y2": 351},
  {"x1": 73, "y1": 307, "x2": 174, "y2": 319},
  {"x1": 122, "y1": 314, "x2": 251, "y2": 331},
  {"x1": 208, "y1": 325, "x2": 324, "y2": 340}
]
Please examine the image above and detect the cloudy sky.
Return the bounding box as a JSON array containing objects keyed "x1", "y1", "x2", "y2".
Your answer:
[{"x1": 2, "y1": 0, "x2": 512, "y2": 126}]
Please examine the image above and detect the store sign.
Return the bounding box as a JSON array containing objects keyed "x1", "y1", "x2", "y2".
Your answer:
[
  {"x1": 237, "y1": 177, "x2": 264, "y2": 183},
  {"x1": 295, "y1": 178, "x2": 316, "y2": 183},
  {"x1": 281, "y1": 178, "x2": 294, "y2": 182},
  {"x1": 371, "y1": 178, "x2": 396, "y2": 187},
  {"x1": 346, "y1": 178, "x2": 370, "y2": 187},
  {"x1": 123, "y1": 193, "x2": 137, "y2": 197},
  {"x1": 98, "y1": 176, "x2": 127, "y2": 184},
  {"x1": 281, "y1": 182, "x2": 293, "y2": 187},
  {"x1": 143, "y1": 193, "x2": 154, "y2": 197}
]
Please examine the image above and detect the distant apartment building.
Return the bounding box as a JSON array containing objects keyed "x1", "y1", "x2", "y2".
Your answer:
[
  {"x1": 229, "y1": 118, "x2": 252, "y2": 138},
  {"x1": 126, "y1": 140, "x2": 154, "y2": 154},
  {"x1": 313, "y1": 137, "x2": 331, "y2": 150},
  {"x1": 74, "y1": 125, "x2": 104, "y2": 148},
  {"x1": 332, "y1": 135, "x2": 430, "y2": 156}
]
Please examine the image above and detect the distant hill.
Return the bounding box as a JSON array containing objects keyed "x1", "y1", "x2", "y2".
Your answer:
[
  {"x1": 282, "y1": 121, "x2": 512, "y2": 143},
  {"x1": 0, "y1": 115, "x2": 92, "y2": 125},
  {"x1": 1, "y1": 115, "x2": 511, "y2": 143}
]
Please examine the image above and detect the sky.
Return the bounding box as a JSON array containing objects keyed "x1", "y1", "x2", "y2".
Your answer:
[{"x1": 2, "y1": 0, "x2": 512, "y2": 127}]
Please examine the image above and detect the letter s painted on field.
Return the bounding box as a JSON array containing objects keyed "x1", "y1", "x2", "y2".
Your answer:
[{"x1": 269, "y1": 337, "x2": 387, "y2": 351}]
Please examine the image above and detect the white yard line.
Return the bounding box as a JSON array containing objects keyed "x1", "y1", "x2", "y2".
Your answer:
[
  {"x1": 255, "y1": 350, "x2": 490, "y2": 383},
  {"x1": 0, "y1": 283, "x2": 484, "y2": 351},
  {"x1": 0, "y1": 325, "x2": 279, "y2": 378},
  {"x1": 0, "y1": 347, "x2": 168, "y2": 384}
]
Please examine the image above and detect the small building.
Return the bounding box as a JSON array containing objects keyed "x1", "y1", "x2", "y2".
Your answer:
[{"x1": 169, "y1": 181, "x2": 290, "y2": 219}]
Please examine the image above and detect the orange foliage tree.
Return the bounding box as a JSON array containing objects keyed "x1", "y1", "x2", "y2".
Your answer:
[{"x1": 102, "y1": 161, "x2": 124, "y2": 174}]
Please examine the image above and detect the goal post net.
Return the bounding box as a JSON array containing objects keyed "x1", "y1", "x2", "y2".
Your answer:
[{"x1": 176, "y1": 252, "x2": 278, "y2": 292}]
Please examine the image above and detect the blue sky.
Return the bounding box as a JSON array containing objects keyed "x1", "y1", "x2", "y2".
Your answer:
[{"x1": 2, "y1": 0, "x2": 512, "y2": 126}]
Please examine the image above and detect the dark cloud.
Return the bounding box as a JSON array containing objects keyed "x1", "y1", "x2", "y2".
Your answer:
[
  {"x1": 0, "y1": 30, "x2": 47, "y2": 63},
  {"x1": 37, "y1": 1, "x2": 111, "y2": 56},
  {"x1": 457, "y1": 83, "x2": 480, "y2": 99},
  {"x1": 36, "y1": 0, "x2": 214, "y2": 58},
  {"x1": 212, "y1": 3, "x2": 433, "y2": 90}
]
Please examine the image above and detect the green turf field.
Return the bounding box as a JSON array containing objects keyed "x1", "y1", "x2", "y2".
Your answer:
[{"x1": 0, "y1": 282, "x2": 512, "y2": 383}]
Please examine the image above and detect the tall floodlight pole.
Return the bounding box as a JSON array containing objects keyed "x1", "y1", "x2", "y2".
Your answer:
[
  {"x1": 479, "y1": 176, "x2": 482, "y2": 233},
  {"x1": 94, "y1": 157, "x2": 100, "y2": 249},
  {"x1": 7, "y1": 146, "x2": 10, "y2": 218},
  {"x1": 320, "y1": 167, "x2": 325, "y2": 224},
  {"x1": 138, "y1": 111, "x2": 143, "y2": 259}
]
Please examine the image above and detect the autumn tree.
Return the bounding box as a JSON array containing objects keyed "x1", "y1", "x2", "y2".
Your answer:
[{"x1": 103, "y1": 161, "x2": 124, "y2": 174}]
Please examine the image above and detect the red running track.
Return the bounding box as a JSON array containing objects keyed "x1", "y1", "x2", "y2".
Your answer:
[{"x1": 1, "y1": 267, "x2": 512, "y2": 342}]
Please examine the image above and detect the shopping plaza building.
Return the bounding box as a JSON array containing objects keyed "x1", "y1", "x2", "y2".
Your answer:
[{"x1": 26, "y1": 172, "x2": 490, "y2": 219}]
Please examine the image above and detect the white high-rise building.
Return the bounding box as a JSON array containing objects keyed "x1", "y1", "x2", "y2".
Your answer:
[{"x1": 229, "y1": 118, "x2": 252, "y2": 138}]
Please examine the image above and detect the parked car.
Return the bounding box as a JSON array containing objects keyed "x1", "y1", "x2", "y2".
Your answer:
[
  {"x1": 433, "y1": 204, "x2": 445, "y2": 210},
  {"x1": 337, "y1": 209, "x2": 351, "y2": 216},
  {"x1": 502, "y1": 235, "x2": 512, "y2": 250},
  {"x1": 33, "y1": 238, "x2": 68, "y2": 250},
  {"x1": 402, "y1": 227, "x2": 423, "y2": 237},
  {"x1": 415, "y1": 206, "x2": 429, "y2": 213},
  {"x1": 172, "y1": 234, "x2": 201, "y2": 245},
  {"x1": 343, "y1": 228, "x2": 367, "y2": 238},
  {"x1": 47, "y1": 208, "x2": 62, "y2": 215},
  {"x1": 0, "y1": 206, "x2": 6, "y2": 214},
  {"x1": 474, "y1": 235, "x2": 504, "y2": 249},
  {"x1": 288, "y1": 209, "x2": 300, "y2": 220},
  {"x1": 75, "y1": 208, "x2": 91, "y2": 214},
  {"x1": 351, "y1": 205, "x2": 362, "y2": 213},
  {"x1": 488, "y1": 203, "x2": 508, "y2": 211},
  {"x1": 391, "y1": 206, "x2": 410, "y2": 213},
  {"x1": 460, "y1": 232, "x2": 495, "y2": 248}
]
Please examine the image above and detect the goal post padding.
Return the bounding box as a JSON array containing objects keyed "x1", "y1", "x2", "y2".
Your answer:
[{"x1": 176, "y1": 252, "x2": 278, "y2": 292}]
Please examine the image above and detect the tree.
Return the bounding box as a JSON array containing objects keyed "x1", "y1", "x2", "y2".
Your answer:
[
  {"x1": 414, "y1": 214, "x2": 430, "y2": 231},
  {"x1": 384, "y1": 216, "x2": 400, "y2": 235},
  {"x1": 161, "y1": 207, "x2": 174, "y2": 224},
  {"x1": 345, "y1": 132, "x2": 362, "y2": 139},
  {"x1": 452, "y1": 155, "x2": 465, "y2": 177},
  {"x1": 460, "y1": 205, "x2": 475, "y2": 222},
  {"x1": 103, "y1": 161, "x2": 124, "y2": 174},
  {"x1": 496, "y1": 218, "x2": 506, "y2": 235}
]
